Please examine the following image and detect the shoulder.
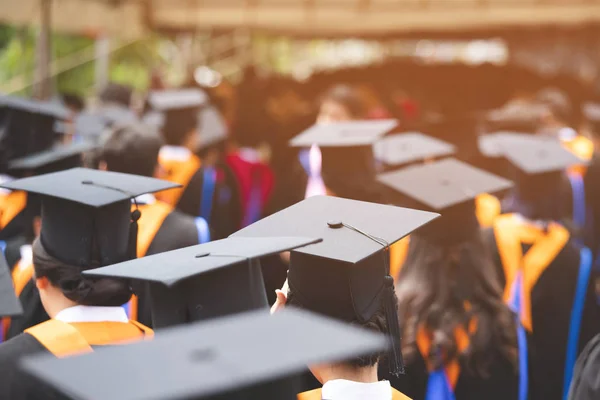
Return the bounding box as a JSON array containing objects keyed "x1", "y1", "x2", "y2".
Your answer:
[
  {"x1": 0, "y1": 333, "x2": 48, "y2": 386},
  {"x1": 568, "y1": 333, "x2": 600, "y2": 399},
  {"x1": 392, "y1": 388, "x2": 413, "y2": 400}
]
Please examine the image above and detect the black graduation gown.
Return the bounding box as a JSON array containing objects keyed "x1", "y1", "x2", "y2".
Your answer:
[
  {"x1": 0, "y1": 334, "x2": 71, "y2": 400},
  {"x1": 484, "y1": 228, "x2": 600, "y2": 400},
  {"x1": 176, "y1": 163, "x2": 241, "y2": 240},
  {"x1": 567, "y1": 333, "x2": 600, "y2": 400},
  {"x1": 382, "y1": 346, "x2": 519, "y2": 400}
]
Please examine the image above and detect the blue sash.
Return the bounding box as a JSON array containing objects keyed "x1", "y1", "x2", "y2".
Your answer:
[
  {"x1": 200, "y1": 167, "x2": 217, "y2": 223},
  {"x1": 568, "y1": 173, "x2": 586, "y2": 246},
  {"x1": 563, "y1": 246, "x2": 593, "y2": 400},
  {"x1": 425, "y1": 368, "x2": 455, "y2": 400},
  {"x1": 509, "y1": 272, "x2": 529, "y2": 400},
  {"x1": 194, "y1": 217, "x2": 211, "y2": 244},
  {"x1": 0, "y1": 240, "x2": 6, "y2": 255}
]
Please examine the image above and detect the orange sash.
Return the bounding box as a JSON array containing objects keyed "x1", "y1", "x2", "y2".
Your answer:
[
  {"x1": 389, "y1": 193, "x2": 500, "y2": 280},
  {"x1": 126, "y1": 201, "x2": 173, "y2": 321},
  {"x1": 0, "y1": 191, "x2": 26, "y2": 230},
  {"x1": 2, "y1": 259, "x2": 34, "y2": 338},
  {"x1": 297, "y1": 387, "x2": 411, "y2": 400},
  {"x1": 416, "y1": 320, "x2": 476, "y2": 391},
  {"x1": 493, "y1": 214, "x2": 570, "y2": 332},
  {"x1": 25, "y1": 319, "x2": 153, "y2": 358},
  {"x1": 156, "y1": 154, "x2": 201, "y2": 206}
]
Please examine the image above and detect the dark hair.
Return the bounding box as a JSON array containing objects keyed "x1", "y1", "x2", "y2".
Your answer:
[
  {"x1": 320, "y1": 84, "x2": 366, "y2": 119},
  {"x1": 33, "y1": 238, "x2": 132, "y2": 306},
  {"x1": 101, "y1": 122, "x2": 163, "y2": 177},
  {"x1": 61, "y1": 93, "x2": 85, "y2": 113},
  {"x1": 396, "y1": 232, "x2": 517, "y2": 375},
  {"x1": 287, "y1": 288, "x2": 395, "y2": 369},
  {"x1": 163, "y1": 108, "x2": 199, "y2": 146},
  {"x1": 99, "y1": 83, "x2": 133, "y2": 108}
]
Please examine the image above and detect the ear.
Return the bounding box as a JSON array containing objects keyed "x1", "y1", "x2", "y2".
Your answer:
[
  {"x1": 35, "y1": 276, "x2": 50, "y2": 291},
  {"x1": 32, "y1": 217, "x2": 42, "y2": 238},
  {"x1": 98, "y1": 161, "x2": 108, "y2": 171}
]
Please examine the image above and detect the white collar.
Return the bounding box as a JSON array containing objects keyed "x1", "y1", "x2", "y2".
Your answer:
[
  {"x1": 321, "y1": 379, "x2": 392, "y2": 400},
  {"x1": 159, "y1": 145, "x2": 192, "y2": 162},
  {"x1": 134, "y1": 193, "x2": 156, "y2": 205},
  {"x1": 19, "y1": 244, "x2": 32, "y2": 267},
  {"x1": 54, "y1": 305, "x2": 129, "y2": 323}
]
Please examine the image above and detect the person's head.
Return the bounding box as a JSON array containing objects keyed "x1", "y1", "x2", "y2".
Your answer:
[
  {"x1": 99, "y1": 83, "x2": 133, "y2": 108},
  {"x1": 100, "y1": 122, "x2": 163, "y2": 178},
  {"x1": 33, "y1": 237, "x2": 132, "y2": 318},
  {"x1": 61, "y1": 93, "x2": 85, "y2": 115},
  {"x1": 287, "y1": 285, "x2": 395, "y2": 382},
  {"x1": 396, "y1": 204, "x2": 517, "y2": 375},
  {"x1": 163, "y1": 108, "x2": 199, "y2": 148},
  {"x1": 317, "y1": 84, "x2": 366, "y2": 124},
  {"x1": 536, "y1": 87, "x2": 573, "y2": 131}
]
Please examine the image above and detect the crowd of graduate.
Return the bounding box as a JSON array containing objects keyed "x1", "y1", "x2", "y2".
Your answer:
[{"x1": 1, "y1": 71, "x2": 600, "y2": 400}]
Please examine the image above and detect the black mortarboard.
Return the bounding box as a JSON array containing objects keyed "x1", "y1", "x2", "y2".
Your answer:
[
  {"x1": 377, "y1": 158, "x2": 513, "y2": 211},
  {"x1": 99, "y1": 105, "x2": 138, "y2": 126},
  {"x1": 373, "y1": 132, "x2": 455, "y2": 167},
  {"x1": 0, "y1": 252, "x2": 22, "y2": 317},
  {"x1": 498, "y1": 135, "x2": 586, "y2": 174},
  {"x1": 147, "y1": 89, "x2": 208, "y2": 111},
  {"x1": 232, "y1": 195, "x2": 439, "y2": 376},
  {"x1": 21, "y1": 309, "x2": 387, "y2": 400},
  {"x1": 8, "y1": 141, "x2": 98, "y2": 172},
  {"x1": 478, "y1": 132, "x2": 537, "y2": 158},
  {"x1": 73, "y1": 113, "x2": 108, "y2": 139},
  {"x1": 0, "y1": 95, "x2": 69, "y2": 120},
  {"x1": 290, "y1": 120, "x2": 398, "y2": 201},
  {"x1": 84, "y1": 236, "x2": 321, "y2": 328},
  {"x1": 0, "y1": 168, "x2": 179, "y2": 268}
]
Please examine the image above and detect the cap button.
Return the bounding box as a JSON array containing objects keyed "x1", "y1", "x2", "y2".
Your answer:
[
  {"x1": 195, "y1": 253, "x2": 210, "y2": 258},
  {"x1": 81, "y1": 180, "x2": 93, "y2": 185},
  {"x1": 327, "y1": 221, "x2": 344, "y2": 229}
]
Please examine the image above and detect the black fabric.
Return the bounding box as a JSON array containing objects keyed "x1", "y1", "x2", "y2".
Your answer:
[
  {"x1": 0, "y1": 209, "x2": 26, "y2": 242},
  {"x1": 176, "y1": 162, "x2": 241, "y2": 240},
  {"x1": 135, "y1": 209, "x2": 199, "y2": 327},
  {"x1": 568, "y1": 333, "x2": 600, "y2": 400},
  {"x1": 0, "y1": 333, "x2": 69, "y2": 400},
  {"x1": 484, "y1": 227, "x2": 600, "y2": 400},
  {"x1": 382, "y1": 346, "x2": 519, "y2": 400},
  {"x1": 6, "y1": 280, "x2": 48, "y2": 340}
]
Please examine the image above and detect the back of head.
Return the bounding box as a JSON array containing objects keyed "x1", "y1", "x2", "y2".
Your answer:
[
  {"x1": 33, "y1": 238, "x2": 132, "y2": 307},
  {"x1": 320, "y1": 84, "x2": 367, "y2": 120},
  {"x1": 99, "y1": 83, "x2": 133, "y2": 108},
  {"x1": 101, "y1": 122, "x2": 163, "y2": 177},
  {"x1": 397, "y1": 205, "x2": 517, "y2": 374},
  {"x1": 163, "y1": 108, "x2": 199, "y2": 146},
  {"x1": 509, "y1": 170, "x2": 571, "y2": 223}
]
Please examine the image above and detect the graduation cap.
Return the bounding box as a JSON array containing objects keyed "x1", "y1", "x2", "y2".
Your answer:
[
  {"x1": 72, "y1": 113, "x2": 108, "y2": 139},
  {"x1": 0, "y1": 168, "x2": 179, "y2": 268},
  {"x1": 84, "y1": 236, "x2": 321, "y2": 328},
  {"x1": 232, "y1": 195, "x2": 439, "y2": 376},
  {"x1": 8, "y1": 141, "x2": 98, "y2": 172},
  {"x1": 99, "y1": 105, "x2": 138, "y2": 126},
  {"x1": 290, "y1": 119, "x2": 398, "y2": 148},
  {"x1": 147, "y1": 89, "x2": 208, "y2": 111},
  {"x1": 497, "y1": 135, "x2": 586, "y2": 174},
  {"x1": 20, "y1": 309, "x2": 388, "y2": 400},
  {"x1": 144, "y1": 104, "x2": 227, "y2": 151},
  {"x1": 0, "y1": 95, "x2": 69, "y2": 120},
  {"x1": 478, "y1": 132, "x2": 537, "y2": 158},
  {"x1": 0, "y1": 252, "x2": 22, "y2": 317},
  {"x1": 377, "y1": 158, "x2": 513, "y2": 244},
  {"x1": 373, "y1": 132, "x2": 455, "y2": 167}
]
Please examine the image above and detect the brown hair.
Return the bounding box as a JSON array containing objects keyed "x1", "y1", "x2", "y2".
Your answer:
[
  {"x1": 33, "y1": 238, "x2": 132, "y2": 307},
  {"x1": 320, "y1": 84, "x2": 367, "y2": 119},
  {"x1": 396, "y1": 232, "x2": 517, "y2": 375}
]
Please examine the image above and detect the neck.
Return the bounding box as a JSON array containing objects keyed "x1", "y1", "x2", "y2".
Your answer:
[
  {"x1": 44, "y1": 292, "x2": 78, "y2": 319},
  {"x1": 316, "y1": 363, "x2": 379, "y2": 385}
]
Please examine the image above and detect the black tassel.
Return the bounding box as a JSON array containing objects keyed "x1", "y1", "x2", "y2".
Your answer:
[
  {"x1": 129, "y1": 208, "x2": 141, "y2": 259},
  {"x1": 384, "y1": 275, "x2": 405, "y2": 376}
]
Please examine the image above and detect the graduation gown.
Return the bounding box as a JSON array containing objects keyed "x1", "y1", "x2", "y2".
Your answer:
[
  {"x1": 0, "y1": 318, "x2": 152, "y2": 400},
  {"x1": 567, "y1": 333, "x2": 600, "y2": 399},
  {"x1": 485, "y1": 216, "x2": 600, "y2": 400},
  {"x1": 0, "y1": 190, "x2": 27, "y2": 242},
  {"x1": 382, "y1": 346, "x2": 518, "y2": 400}
]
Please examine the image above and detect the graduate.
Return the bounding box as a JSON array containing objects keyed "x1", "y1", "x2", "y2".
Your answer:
[
  {"x1": 377, "y1": 158, "x2": 523, "y2": 400},
  {"x1": 2, "y1": 141, "x2": 98, "y2": 341},
  {"x1": 145, "y1": 89, "x2": 242, "y2": 238},
  {"x1": 233, "y1": 195, "x2": 440, "y2": 400},
  {"x1": 483, "y1": 137, "x2": 600, "y2": 400},
  {"x1": 0, "y1": 251, "x2": 23, "y2": 342},
  {"x1": 0, "y1": 96, "x2": 70, "y2": 245},
  {"x1": 20, "y1": 309, "x2": 389, "y2": 400},
  {"x1": 0, "y1": 168, "x2": 177, "y2": 399}
]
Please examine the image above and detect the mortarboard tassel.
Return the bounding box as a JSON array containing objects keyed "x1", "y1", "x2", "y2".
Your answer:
[
  {"x1": 384, "y1": 274, "x2": 405, "y2": 376},
  {"x1": 128, "y1": 207, "x2": 141, "y2": 260}
]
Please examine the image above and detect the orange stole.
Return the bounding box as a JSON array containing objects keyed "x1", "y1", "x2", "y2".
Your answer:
[
  {"x1": 25, "y1": 319, "x2": 153, "y2": 358},
  {"x1": 126, "y1": 201, "x2": 173, "y2": 321},
  {"x1": 389, "y1": 193, "x2": 501, "y2": 279},
  {"x1": 416, "y1": 320, "x2": 476, "y2": 391},
  {"x1": 0, "y1": 191, "x2": 26, "y2": 230},
  {"x1": 297, "y1": 387, "x2": 412, "y2": 400},
  {"x1": 2, "y1": 259, "x2": 34, "y2": 338},
  {"x1": 156, "y1": 154, "x2": 201, "y2": 206},
  {"x1": 493, "y1": 214, "x2": 570, "y2": 332}
]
